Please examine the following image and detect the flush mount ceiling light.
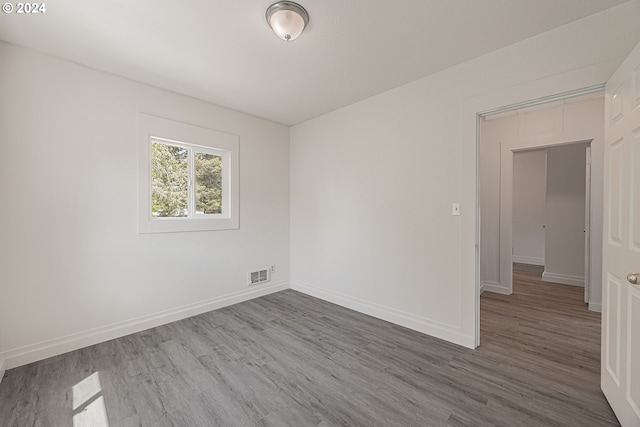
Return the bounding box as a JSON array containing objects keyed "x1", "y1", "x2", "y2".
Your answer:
[{"x1": 266, "y1": 1, "x2": 309, "y2": 42}]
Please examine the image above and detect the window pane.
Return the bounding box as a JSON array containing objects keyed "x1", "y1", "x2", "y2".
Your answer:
[
  {"x1": 151, "y1": 141, "x2": 188, "y2": 217},
  {"x1": 195, "y1": 152, "x2": 222, "y2": 214}
]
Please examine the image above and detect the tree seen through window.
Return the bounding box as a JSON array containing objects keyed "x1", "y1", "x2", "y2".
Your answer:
[{"x1": 151, "y1": 141, "x2": 222, "y2": 217}]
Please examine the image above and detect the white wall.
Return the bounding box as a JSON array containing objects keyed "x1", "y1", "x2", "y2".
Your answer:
[
  {"x1": 0, "y1": 42, "x2": 291, "y2": 369},
  {"x1": 544, "y1": 144, "x2": 587, "y2": 286},
  {"x1": 291, "y1": 3, "x2": 639, "y2": 347},
  {"x1": 513, "y1": 150, "x2": 547, "y2": 266},
  {"x1": 479, "y1": 115, "x2": 520, "y2": 292}
]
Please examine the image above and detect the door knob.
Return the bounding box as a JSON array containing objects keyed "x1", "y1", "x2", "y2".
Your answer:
[{"x1": 627, "y1": 272, "x2": 640, "y2": 285}]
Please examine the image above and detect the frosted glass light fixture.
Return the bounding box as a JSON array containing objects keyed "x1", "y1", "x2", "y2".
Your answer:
[{"x1": 266, "y1": 1, "x2": 309, "y2": 41}]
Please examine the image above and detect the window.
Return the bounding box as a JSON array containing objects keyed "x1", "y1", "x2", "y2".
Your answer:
[
  {"x1": 138, "y1": 114, "x2": 239, "y2": 233},
  {"x1": 150, "y1": 140, "x2": 225, "y2": 217}
]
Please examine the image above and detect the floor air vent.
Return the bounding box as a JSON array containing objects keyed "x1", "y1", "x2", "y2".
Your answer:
[{"x1": 248, "y1": 269, "x2": 270, "y2": 286}]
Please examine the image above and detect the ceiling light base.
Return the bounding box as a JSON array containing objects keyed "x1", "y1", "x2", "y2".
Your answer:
[{"x1": 266, "y1": 1, "x2": 309, "y2": 42}]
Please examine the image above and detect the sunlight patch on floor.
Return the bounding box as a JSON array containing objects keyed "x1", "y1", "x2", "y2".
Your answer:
[{"x1": 72, "y1": 372, "x2": 109, "y2": 427}]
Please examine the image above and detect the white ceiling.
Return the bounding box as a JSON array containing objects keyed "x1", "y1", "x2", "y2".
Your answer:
[{"x1": 0, "y1": 0, "x2": 636, "y2": 125}]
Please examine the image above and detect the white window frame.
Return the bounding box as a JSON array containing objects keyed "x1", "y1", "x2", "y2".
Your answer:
[{"x1": 138, "y1": 113, "x2": 239, "y2": 233}]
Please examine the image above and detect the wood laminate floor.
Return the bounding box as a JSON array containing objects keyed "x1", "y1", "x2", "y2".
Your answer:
[{"x1": 0, "y1": 264, "x2": 618, "y2": 426}]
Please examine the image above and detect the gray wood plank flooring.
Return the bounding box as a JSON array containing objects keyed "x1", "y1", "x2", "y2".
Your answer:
[{"x1": 0, "y1": 264, "x2": 618, "y2": 426}]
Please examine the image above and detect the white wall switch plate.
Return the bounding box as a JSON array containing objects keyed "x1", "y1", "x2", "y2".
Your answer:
[{"x1": 452, "y1": 203, "x2": 461, "y2": 216}]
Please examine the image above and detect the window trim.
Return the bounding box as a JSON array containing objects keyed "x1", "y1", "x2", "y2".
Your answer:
[{"x1": 138, "y1": 113, "x2": 239, "y2": 233}]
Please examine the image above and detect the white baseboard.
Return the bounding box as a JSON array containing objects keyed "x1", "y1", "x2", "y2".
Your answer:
[
  {"x1": 512, "y1": 256, "x2": 545, "y2": 266},
  {"x1": 480, "y1": 281, "x2": 511, "y2": 295},
  {"x1": 291, "y1": 280, "x2": 475, "y2": 349},
  {"x1": 588, "y1": 302, "x2": 602, "y2": 313},
  {"x1": 542, "y1": 271, "x2": 584, "y2": 287},
  {"x1": 0, "y1": 281, "x2": 289, "y2": 370}
]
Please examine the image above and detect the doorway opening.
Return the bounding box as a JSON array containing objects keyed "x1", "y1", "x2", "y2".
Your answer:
[
  {"x1": 511, "y1": 142, "x2": 591, "y2": 302},
  {"x1": 477, "y1": 89, "x2": 604, "y2": 344}
]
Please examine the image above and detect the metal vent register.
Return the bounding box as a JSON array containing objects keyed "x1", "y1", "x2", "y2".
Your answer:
[{"x1": 248, "y1": 269, "x2": 270, "y2": 286}]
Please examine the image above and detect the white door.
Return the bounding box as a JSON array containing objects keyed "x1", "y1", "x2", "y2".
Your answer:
[{"x1": 602, "y1": 40, "x2": 640, "y2": 426}]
